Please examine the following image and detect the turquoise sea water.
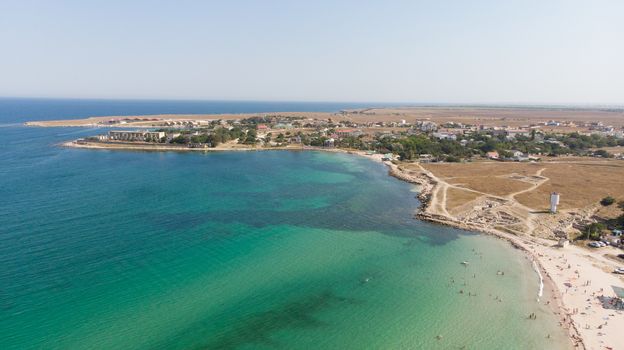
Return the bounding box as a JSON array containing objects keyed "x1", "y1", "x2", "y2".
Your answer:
[{"x1": 0, "y1": 100, "x2": 569, "y2": 349}]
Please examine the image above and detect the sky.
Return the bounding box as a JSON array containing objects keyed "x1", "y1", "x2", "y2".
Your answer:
[{"x1": 0, "y1": 0, "x2": 622, "y2": 104}]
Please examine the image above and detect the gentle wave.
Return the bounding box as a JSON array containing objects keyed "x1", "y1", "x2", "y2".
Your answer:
[{"x1": 532, "y1": 259, "x2": 544, "y2": 301}]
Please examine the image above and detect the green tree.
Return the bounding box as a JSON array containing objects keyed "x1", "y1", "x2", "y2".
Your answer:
[
  {"x1": 170, "y1": 135, "x2": 187, "y2": 144},
  {"x1": 244, "y1": 129, "x2": 257, "y2": 144},
  {"x1": 585, "y1": 222, "x2": 606, "y2": 240}
]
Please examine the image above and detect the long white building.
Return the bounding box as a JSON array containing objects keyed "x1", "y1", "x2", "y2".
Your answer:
[{"x1": 108, "y1": 130, "x2": 165, "y2": 142}]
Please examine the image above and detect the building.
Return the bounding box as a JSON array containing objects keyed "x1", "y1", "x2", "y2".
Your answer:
[
  {"x1": 108, "y1": 130, "x2": 165, "y2": 142},
  {"x1": 417, "y1": 121, "x2": 438, "y2": 132},
  {"x1": 550, "y1": 192, "x2": 560, "y2": 213},
  {"x1": 335, "y1": 129, "x2": 363, "y2": 138},
  {"x1": 506, "y1": 129, "x2": 530, "y2": 140},
  {"x1": 557, "y1": 238, "x2": 570, "y2": 248},
  {"x1": 504, "y1": 150, "x2": 529, "y2": 161},
  {"x1": 273, "y1": 123, "x2": 293, "y2": 129},
  {"x1": 418, "y1": 154, "x2": 433, "y2": 163},
  {"x1": 432, "y1": 132, "x2": 457, "y2": 140},
  {"x1": 510, "y1": 150, "x2": 525, "y2": 158},
  {"x1": 381, "y1": 153, "x2": 395, "y2": 161}
]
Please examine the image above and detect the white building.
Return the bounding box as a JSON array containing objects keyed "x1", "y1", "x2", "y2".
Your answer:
[
  {"x1": 432, "y1": 132, "x2": 457, "y2": 140},
  {"x1": 550, "y1": 192, "x2": 560, "y2": 213},
  {"x1": 418, "y1": 121, "x2": 438, "y2": 132},
  {"x1": 108, "y1": 130, "x2": 165, "y2": 142}
]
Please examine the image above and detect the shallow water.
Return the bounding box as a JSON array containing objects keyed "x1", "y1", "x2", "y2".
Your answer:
[{"x1": 0, "y1": 100, "x2": 570, "y2": 349}]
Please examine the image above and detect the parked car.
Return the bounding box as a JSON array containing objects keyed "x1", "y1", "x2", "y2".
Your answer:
[{"x1": 614, "y1": 268, "x2": 624, "y2": 274}]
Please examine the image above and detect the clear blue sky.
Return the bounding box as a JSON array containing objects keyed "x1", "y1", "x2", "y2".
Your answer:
[{"x1": 0, "y1": 0, "x2": 622, "y2": 104}]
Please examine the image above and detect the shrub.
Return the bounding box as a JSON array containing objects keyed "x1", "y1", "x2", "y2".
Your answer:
[{"x1": 600, "y1": 196, "x2": 616, "y2": 206}]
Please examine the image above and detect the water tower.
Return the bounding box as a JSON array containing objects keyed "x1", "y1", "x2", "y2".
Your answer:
[{"x1": 550, "y1": 192, "x2": 560, "y2": 213}]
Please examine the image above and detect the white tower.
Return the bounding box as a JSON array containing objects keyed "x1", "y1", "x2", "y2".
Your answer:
[{"x1": 550, "y1": 192, "x2": 560, "y2": 213}]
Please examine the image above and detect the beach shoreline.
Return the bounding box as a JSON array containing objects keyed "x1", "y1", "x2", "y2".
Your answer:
[
  {"x1": 62, "y1": 138, "x2": 624, "y2": 350},
  {"x1": 385, "y1": 161, "x2": 624, "y2": 350}
]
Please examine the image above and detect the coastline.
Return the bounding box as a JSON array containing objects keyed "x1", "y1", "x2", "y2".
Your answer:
[
  {"x1": 384, "y1": 163, "x2": 583, "y2": 348},
  {"x1": 60, "y1": 140, "x2": 388, "y2": 158},
  {"x1": 63, "y1": 138, "x2": 624, "y2": 350},
  {"x1": 385, "y1": 162, "x2": 624, "y2": 350}
]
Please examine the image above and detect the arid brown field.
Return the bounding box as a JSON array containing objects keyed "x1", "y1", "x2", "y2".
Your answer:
[{"x1": 420, "y1": 159, "x2": 624, "y2": 214}]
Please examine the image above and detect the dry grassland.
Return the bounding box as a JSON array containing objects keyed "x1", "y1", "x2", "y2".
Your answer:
[
  {"x1": 515, "y1": 161, "x2": 624, "y2": 211},
  {"x1": 418, "y1": 160, "x2": 624, "y2": 214},
  {"x1": 339, "y1": 107, "x2": 624, "y2": 127},
  {"x1": 445, "y1": 188, "x2": 482, "y2": 213}
]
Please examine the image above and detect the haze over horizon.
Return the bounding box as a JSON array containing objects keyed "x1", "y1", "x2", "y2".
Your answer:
[{"x1": 1, "y1": 0, "x2": 622, "y2": 104}]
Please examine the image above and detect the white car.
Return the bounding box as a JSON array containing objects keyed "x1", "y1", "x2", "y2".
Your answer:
[
  {"x1": 614, "y1": 268, "x2": 624, "y2": 274},
  {"x1": 589, "y1": 242, "x2": 601, "y2": 248}
]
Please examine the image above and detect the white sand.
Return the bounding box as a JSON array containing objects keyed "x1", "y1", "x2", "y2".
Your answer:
[{"x1": 528, "y1": 241, "x2": 624, "y2": 350}]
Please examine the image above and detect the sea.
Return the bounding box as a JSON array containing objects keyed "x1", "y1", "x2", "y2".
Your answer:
[{"x1": 0, "y1": 98, "x2": 570, "y2": 349}]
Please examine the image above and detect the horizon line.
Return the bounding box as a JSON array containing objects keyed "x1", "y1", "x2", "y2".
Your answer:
[{"x1": 1, "y1": 96, "x2": 623, "y2": 109}]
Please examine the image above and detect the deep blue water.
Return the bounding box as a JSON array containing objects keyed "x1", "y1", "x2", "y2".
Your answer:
[{"x1": 0, "y1": 98, "x2": 394, "y2": 124}]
